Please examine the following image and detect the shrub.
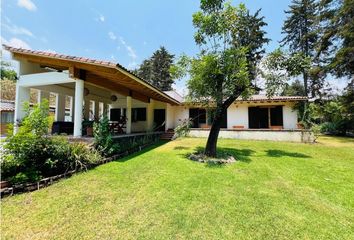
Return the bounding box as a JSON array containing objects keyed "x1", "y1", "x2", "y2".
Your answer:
[
  {"x1": 174, "y1": 118, "x2": 192, "y2": 138},
  {"x1": 93, "y1": 114, "x2": 119, "y2": 156},
  {"x1": 1, "y1": 100, "x2": 102, "y2": 184}
]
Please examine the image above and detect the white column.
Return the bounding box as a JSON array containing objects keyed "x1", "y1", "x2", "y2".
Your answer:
[
  {"x1": 126, "y1": 96, "x2": 132, "y2": 134},
  {"x1": 165, "y1": 103, "x2": 173, "y2": 131},
  {"x1": 37, "y1": 90, "x2": 50, "y2": 103},
  {"x1": 84, "y1": 99, "x2": 90, "y2": 120},
  {"x1": 73, "y1": 80, "x2": 84, "y2": 137},
  {"x1": 70, "y1": 96, "x2": 75, "y2": 122},
  {"x1": 55, "y1": 94, "x2": 66, "y2": 121},
  {"x1": 102, "y1": 103, "x2": 109, "y2": 119},
  {"x1": 14, "y1": 85, "x2": 30, "y2": 132},
  {"x1": 94, "y1": 101, "x2": 99, "y2": 120},
  {"x1": 146, "y1": 99, "x2": 154, "y2": 132}
]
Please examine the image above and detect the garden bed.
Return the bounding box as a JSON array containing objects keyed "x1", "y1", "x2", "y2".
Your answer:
[{"x1": 1, "y1": 138, "x2": 161, "y2": 198}]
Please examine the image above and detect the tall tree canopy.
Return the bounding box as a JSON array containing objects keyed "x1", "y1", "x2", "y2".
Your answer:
[
  {"x1": 317, "y1": 0, "x2": 354, "y2": 83},
  {"x1": 134, "y1": 46, "x2": 175, "y2": 91},
  {"x1": 281, "y1": 0, "x2": 319, "y2": 97},
  {"x1": 173, "y1": 0, "x2": 269, "y2": 157}
]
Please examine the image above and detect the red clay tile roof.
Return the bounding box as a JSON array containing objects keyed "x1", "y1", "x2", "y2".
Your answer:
[
  {"x1": 235, "y1": 95, "x2": 307, "y2": 102},
  {"x1": 3, "y1": 45, "x2": 180, "y2": 105},
  {"x1": 3, "y1": 45, "x2": 118, "y2": 68},
  {"x1": 0, "y1": 100, "x2": 15, "y2": 112}
]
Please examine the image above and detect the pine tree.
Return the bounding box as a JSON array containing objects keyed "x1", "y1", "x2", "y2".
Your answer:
[
  {"x1": 281, "y1": 0, "x2": 319, "y2": 97},
  {"x1": 134, "y1": 47, "x2": 175, "y2": 91},
  {"x1": 317, "y1": 0, "x2": 354, "y2": 81}
]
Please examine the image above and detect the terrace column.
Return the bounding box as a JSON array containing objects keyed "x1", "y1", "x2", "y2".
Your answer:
[
  {"x1": 165, "y1": 103, "x2": 172, "y2": 131},
  {"x1": 126, "y1": 96, "x2": 132, "y2": 134},
  {"x1": 37, "y1": 90, "x2": 50, "y2": 103},
  {"x1": 84, "y1": 99, "x2": 90, "y2": 120},
  {"x1": 70, "y1": 96, "x2": 75, "y2": 122},
  {"x1": 73, "y1": 80, "x2": 84, "y2": 137},
  {"x1": 103, "y1": 103, "x2": 109, "y2": 119},
  {"x1": 55, "y1": 94, "x2": 66, "y2": 121},
  {"x1": 146, "y1": 99, "x2": 154, "y2": 131},
  {"x1": 94, "y1": 101, "x2": 99, "y2": 120},
  {"x1": 14, "y1": 85, "x2": 30, "y2": 133}
]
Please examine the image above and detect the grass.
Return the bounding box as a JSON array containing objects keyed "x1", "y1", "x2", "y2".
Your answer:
[{"x1": 1, "y1": 136, "x2": 354, "y2": 239}]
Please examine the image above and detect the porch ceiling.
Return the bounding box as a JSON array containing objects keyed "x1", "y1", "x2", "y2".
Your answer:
[{"x1": 4, "y1": 45, "x2": 180, "y2": 105}]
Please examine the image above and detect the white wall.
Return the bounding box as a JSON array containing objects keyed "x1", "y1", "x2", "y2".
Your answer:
[
  {"x1": 189, "y1": 129, "x2": 314, "y2": 143},
  {"x1": 173, "y1": 106, "x2": 189, "y2": 128},
  {"x1": 170, "y1": 102, "x2": 299, "y2": 130},
  {"x1": 283, "y1": 105, "x2": 298, "y2": 129},
  {"x1": 227, "y1": 104, "x2": 249, "y2": 129}
]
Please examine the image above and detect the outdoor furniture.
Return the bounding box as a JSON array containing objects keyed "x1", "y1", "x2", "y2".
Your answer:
[
  {"x1": 109, "y1": 116, "x2": 127, "y2": 135},
  {"x1": 52, "y1": 121, "x2": 74, "y2": 135}
]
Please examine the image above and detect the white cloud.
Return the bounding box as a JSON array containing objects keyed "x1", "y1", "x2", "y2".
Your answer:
[
  {"x1": 143, "y1": 41, "x2": 147, "y2": 45},
  {"x1": 118, "y1": 36, "x2": 137, "y2": 59},
  {"x1": 3, "y1": 37, "x2": 31, "y2": 49},
  {"x1": 108, "y1": 33, "x2": 138, "y2": 69},
  {"x1": 17, "y1": 0, "x2": 37, "y2": 11},
  {"x1": 126, "y1": 46, "x2": 137, "y2": 60},
  {"x1": 108, "y1": 31, "x2": 116, "y2": 40},
  {"x1": 2, "y1": 22, "x2": 34, "y2": 37},
  {"x1": 99, "y1": 15, "x2": 105, "y2": 22}
]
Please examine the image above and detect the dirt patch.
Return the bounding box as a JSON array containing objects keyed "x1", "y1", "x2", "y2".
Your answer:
[{"x1": 188, "y1": 152, "x2": 236, "y2": 164}]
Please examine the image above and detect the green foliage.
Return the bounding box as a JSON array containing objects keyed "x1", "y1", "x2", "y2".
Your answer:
[
  {"x1": 317, "y1": 0, "x2": 354, "y2": 80},
  {"x1": 305, "y1": 93, "x2": 353, "y2": 135},
  {"x1": 2, "y1": 100, "x2": 102, "y2": 184},
  {"x1": 282, "y1": 79, "x2": 306, "y2": 96},
  {"x1": 134, "y1": 46, "x2": 175, "y2": 91},
  {"x1": 1, "y1": 60, "x2": 17, "y2": 81},
  {"x1": 172, "y1": 0, "x2": 269, "y2": 156},
  {"x1": 174, "y1": 119, "x2": 193, "y2": 138},
  {"x1": 281, "y1": 0, "x2": 320, "y2": 97},
  {"x1": 93, "y1": 114, "x2": 119, "y2": 156},
  {"x1": 263, "y1": 49, "x2": 311, "y2": 96}
]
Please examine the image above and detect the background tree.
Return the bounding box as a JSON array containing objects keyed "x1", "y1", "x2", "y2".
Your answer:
[
  {"x1": 281, "y1": 79, "x2": 306, "y2": 96},
  {"x1": 134, "y1": 46, "x2": 175, "y2": 91},
  {"x1": 1, "y1": 61, "x2": 17, "y2": 81},
  {"x1": 173, "y1": 0, "x2": 269, "y2": 157},
  {"x1": 317, "y1": 0, "x2": 353, "y2": 85},
  {"x1": 281, "y1": 0, "x2": 319, "y2": 97}
]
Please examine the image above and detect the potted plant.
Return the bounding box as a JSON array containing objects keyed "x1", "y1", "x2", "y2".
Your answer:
[{"x1": 82, "y1": 120, "x2": 94, "y2": 136}]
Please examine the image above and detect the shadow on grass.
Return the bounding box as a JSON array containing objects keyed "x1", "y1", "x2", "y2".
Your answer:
[
  {"x1": 173, "y1": 146, "x2": 191, "y2": 150},
  {"x1": 180, "y1": 146, "x2": 255, "y2": 167},
  {"x1": 266, "y1": 149, "x2": 311, "y2": 158},
  {"x1": 115, "y1": 140, "x2": 169, "y2": 163}
]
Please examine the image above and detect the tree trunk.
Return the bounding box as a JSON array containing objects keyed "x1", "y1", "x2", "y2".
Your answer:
[{"x1": 204, "y1": 107, "x2": 223, "y2": 157}]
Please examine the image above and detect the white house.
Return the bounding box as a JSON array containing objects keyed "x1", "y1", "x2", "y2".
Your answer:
[{"x1": 4, "y1": 45, "x2": 313, "y2": 142}]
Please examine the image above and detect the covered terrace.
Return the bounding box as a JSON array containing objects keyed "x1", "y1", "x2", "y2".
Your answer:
[{"x1": 4, "y1": 45, "x2": 180, "y2": 137}]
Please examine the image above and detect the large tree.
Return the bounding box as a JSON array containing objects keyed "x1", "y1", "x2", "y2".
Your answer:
[
  {"x1": 173, "y1": 0, "x2": 269, "y2": 157},
  {"x1": 134, "y1": 46, "x2": 174, "y2": 91},
  {"x1": 281, "y1": 0, "x2": 319, "y2": 97},
  {"x1": 317, "y1": 0, "x2": 354, "y2": 82}
]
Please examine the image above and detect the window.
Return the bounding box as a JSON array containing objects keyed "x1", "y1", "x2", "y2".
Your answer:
[
  {"x1": 248, "y1": 106, "x2": 283, "y2": 128},
  {"x1": 1, "y1": 112, "x2": 14, "y2": 123},
  {"x1": 189, "y1": 108, "x2": 215, "y2": 128},
  {"x1": 270, "y1": 106, "x2": 283, "y2": 126},
  {"x1": 110, "y1": 108, "x2": 121, "y2": 121},
  {"x1": 132, "y1": 108, "x2": 146, "y2": 121},
  {"x1": 206, "y1": 108, "x2": 227, "y2": 128}
]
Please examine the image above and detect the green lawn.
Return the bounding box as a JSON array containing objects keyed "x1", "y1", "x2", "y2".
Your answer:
[{"x1": 1, "y1": 137, "x2": 354, "y2": 240}]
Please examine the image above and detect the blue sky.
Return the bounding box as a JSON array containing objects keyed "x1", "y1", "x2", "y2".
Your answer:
[{"x1": 2, "y1": 0, "x2": 320, "y2": 92}]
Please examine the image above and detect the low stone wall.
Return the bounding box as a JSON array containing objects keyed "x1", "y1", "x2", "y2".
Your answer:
[{"x1": 189, "y1": 129, "x2": 314, "y2": 143}]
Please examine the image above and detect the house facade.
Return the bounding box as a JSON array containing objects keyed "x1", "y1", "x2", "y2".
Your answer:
[{"x1": 4, "y1": 45, "x2": 313, "y2": 142}]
